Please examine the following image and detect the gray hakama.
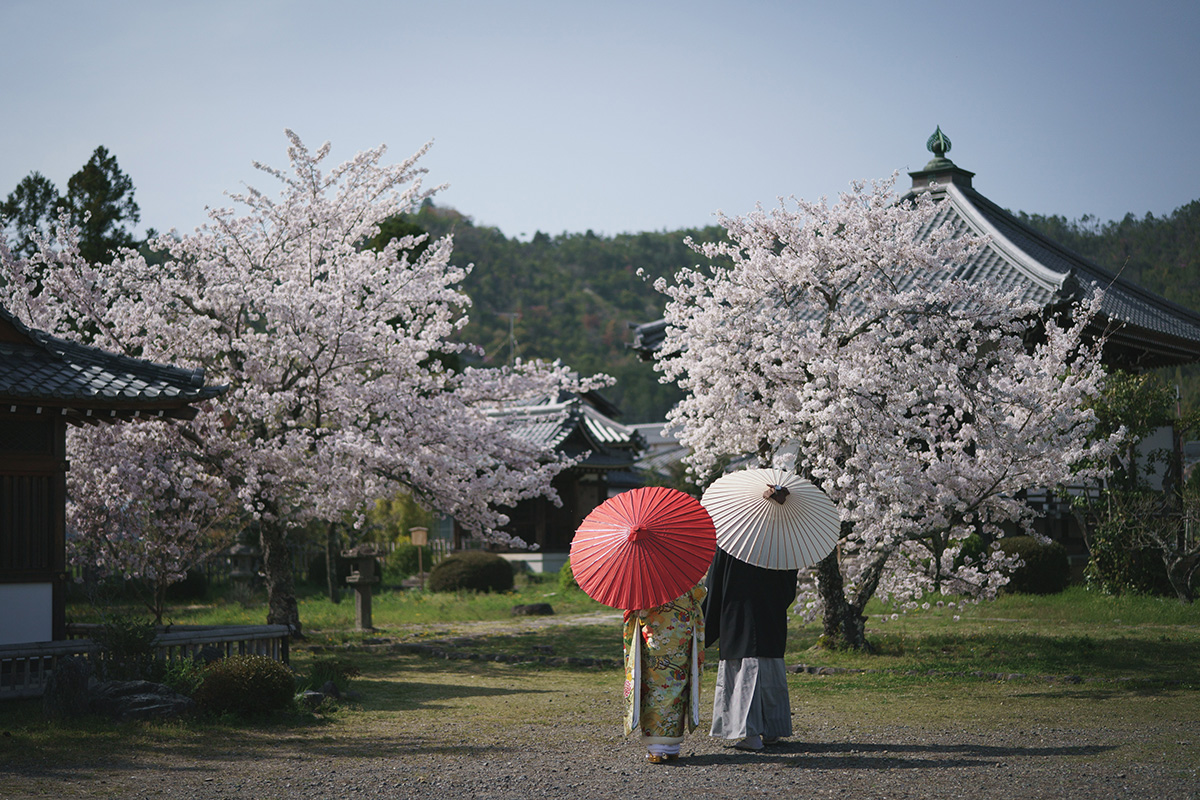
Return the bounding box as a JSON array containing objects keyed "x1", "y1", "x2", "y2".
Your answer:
[{"x1": 709, "y1": 657, "x2": 793, "y2": 740}]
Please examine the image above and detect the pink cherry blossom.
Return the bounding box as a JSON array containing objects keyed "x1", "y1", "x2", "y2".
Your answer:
[{"x1": 652, "y1": 175, "x2": 1118, "y2": 648}]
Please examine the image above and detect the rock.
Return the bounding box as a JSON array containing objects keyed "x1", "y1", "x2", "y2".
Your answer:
[
  {"x1": 90, "y1": 680, "x2": 195, "y2": 721},
  {"x1": 511, "y1": 603, "x2": 554, "y2": 616},
  {"x1": 42, "y1": 655, "x2": 93, "y2": 722},
  {"x1": 300, "y1": 690, "x2": 326, "y2": 710}
]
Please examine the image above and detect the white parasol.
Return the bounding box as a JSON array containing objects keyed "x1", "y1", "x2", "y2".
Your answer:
[{"x1": 700, "y1": 468, "x2": 841, "y2": 570}]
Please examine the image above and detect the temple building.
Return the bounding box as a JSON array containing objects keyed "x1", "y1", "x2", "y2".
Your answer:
[
  {"x1": 632, "y1": 128, "x2": 1200, "y2": 369},
  {"x1": 0, "y1": 305, "x2": 224, "y2": 645},
  {"x1": 628, "y1": 129, "x2": 1200, "y2": 568}
]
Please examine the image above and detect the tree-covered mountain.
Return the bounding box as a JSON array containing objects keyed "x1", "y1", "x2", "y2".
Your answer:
[
  {"x1": 418, "y1": 197, "x2": 1200, "y2": 422},
  {"x1": 1017, "y1": 200, "x2": 1200, "y2": 412},
  {"x1": 408, "y1": 203, "x2": 726, "y2": 423}
]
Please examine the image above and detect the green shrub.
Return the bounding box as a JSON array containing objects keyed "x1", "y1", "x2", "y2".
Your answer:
[
  {"x1": 427, "y1": 551, "x2": 514, "y2": 593},
  {"x1": 557, "y1": 558, "x2": 579, "y2": 593},
  {"x1": 998, "y1": 535, "x2": 1071, "y2": 595},
  {"x1": 93, "y1": 615, "x2": 157, "y2": 681},
  {"x1": 383, "y1": 543, "x2": 433, "y2": 581},
  {"x1": 156, "y1": 659, "x2": 206, "y2": 697},
  {"x1": 193, "y1": 655, "x2": 296, "y2": 716},
  {"x1": 954, "y1": 534, "x2": 987, "y2": 569},
  {"x1": 302, "y1": 656, "x2": 361, "y2": 694},
  {"x1": 1084, "y1": 512, "x2": 1176, "y2": 596}
]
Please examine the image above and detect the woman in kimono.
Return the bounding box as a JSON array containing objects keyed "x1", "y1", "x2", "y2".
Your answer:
[
  {"x1": 703, "y1": 546, "x2": 798, "y2": 751},
  {"x1": 622, "y1": 584, "x2": 706, "y2": 763}
]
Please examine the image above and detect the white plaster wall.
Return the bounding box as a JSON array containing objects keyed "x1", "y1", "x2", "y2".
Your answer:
[{"x1": 0, "y1": 583, "x2": 53, "y2": 645}]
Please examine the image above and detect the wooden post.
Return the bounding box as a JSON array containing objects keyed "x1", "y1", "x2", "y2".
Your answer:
[{"x1": 410, "y1": 527, "x2": 428, "y2": 589}]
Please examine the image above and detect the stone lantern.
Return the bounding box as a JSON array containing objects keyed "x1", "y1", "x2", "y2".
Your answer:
[
  {"x1": 227, "y1": 544, "x2": 260, "y2": 586},
  {"x1": 341, "y1": 544, "x2": 384, "y2": 631}
]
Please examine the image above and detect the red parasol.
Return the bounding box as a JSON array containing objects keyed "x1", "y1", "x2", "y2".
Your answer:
[{"x1": 570, "y1": 486, "x2": 716, "y2": 610}]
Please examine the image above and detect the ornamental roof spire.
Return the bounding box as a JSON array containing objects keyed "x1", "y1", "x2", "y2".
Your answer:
[
  {"x1": 909, "y1": 126, "x2": 974, "y2": 193},
  {"x1": 923, "y1": 125, "x2": 955, "y2": 170}
]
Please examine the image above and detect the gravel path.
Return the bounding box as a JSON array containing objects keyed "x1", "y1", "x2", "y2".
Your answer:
[
  {"x1": 4, "y1": 613, "x2": 1197, "y2": 799},
  {"x1": 13, "y1": 716, "x2": 1195, "y2": 800}
]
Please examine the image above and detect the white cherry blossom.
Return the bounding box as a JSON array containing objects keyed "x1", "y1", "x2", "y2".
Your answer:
[{"x1": 653, "y1": 175, "x2": 1118, "y2": 648}]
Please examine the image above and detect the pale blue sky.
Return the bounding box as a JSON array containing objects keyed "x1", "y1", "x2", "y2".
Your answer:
[{"x1": 2, "y1": 0, "x2": 1197, "y2": 240}]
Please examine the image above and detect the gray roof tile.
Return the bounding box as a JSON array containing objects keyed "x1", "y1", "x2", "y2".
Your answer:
[{"x1": 0, "y1": 304, "x2": 225, "y2": 417}]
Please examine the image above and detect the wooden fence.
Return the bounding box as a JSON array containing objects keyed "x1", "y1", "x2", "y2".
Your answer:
[{"x1": 0, "y1": 624, "x2": 290, "y2": 700}]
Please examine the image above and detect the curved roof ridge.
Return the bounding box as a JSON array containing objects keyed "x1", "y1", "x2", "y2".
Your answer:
[{"x1": 943, "y1": 183, "x2": 1070, "y2": 294}]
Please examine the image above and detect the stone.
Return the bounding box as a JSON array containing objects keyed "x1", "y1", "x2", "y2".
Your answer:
[
  {"x1": 90, "y1": 680, "x2": 195, "y2": 722},
  {"x1": 300, "y1": 690, "x2": 326, "y2": 710},
  {"x1": 511, "y1": 603, "x2": 554, "y2": 616}
]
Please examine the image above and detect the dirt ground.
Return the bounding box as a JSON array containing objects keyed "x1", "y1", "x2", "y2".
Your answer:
[
  {"x1": 3, "y1": 613, "x2": 1198, "y2": 799},
  {"x1": 4, "y1": 656, "x2": 1197, "y2": 800}
]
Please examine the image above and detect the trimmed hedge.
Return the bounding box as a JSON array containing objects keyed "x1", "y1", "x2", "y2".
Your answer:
[
  {"x1": 193, "y1": 654, "x2": 296, "y2": 716},
  {"x1": 427, "y1": 551, "x2": 514, "y2": 593},
  {"x1": 998, "y1": 535, "x2": 1071, "y2": 595},
  {"x1": 557, "y1": 558, "x2": 579, "y2": 593}
]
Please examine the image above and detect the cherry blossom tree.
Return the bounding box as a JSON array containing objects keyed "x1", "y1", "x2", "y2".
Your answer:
[
  {"x1": 1, "y1": 131, "x2": 606, "y2": 635},
  {"x1": 651, "y1": 176, "x2": 1119, "y2": 649}
]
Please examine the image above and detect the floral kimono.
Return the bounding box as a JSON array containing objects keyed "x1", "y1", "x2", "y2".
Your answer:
[{"x1": 622, "y1": 584, "x2": 706, "y2": 744}]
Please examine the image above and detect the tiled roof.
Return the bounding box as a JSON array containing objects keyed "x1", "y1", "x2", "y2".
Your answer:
[
  {"x1": 0, "y1": 304, "x2": 225, "y2": 422},
  {"x1": 490, "y1": 394, "x2": 643, "y2": 469},
  {"x1": 629, "y1": 162, "x2": 1200, "y2": 370},
  {"x1": 925, "y1": 181, "x2": 1200, "y2": 369}
]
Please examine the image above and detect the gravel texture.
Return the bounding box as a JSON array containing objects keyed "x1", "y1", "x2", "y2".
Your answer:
[
  {"x1": 4, "y1": 613, "x2": 1197, "y2": 799},
  {"x1": 10, "y1": 716, "x2": 1196, "y2": 800}
]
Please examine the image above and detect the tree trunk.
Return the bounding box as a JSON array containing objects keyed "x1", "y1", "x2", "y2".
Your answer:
[
  {"x1": 816, "y1": 549, "x2": 873, "y2": 651},
  {"x1": 1164, "y1": 554, "x2": 1197, "y2": 604},
  {"x1": 325, "y1": 520, "x2": 341, "y2": 604},
  {"x1": 260, "y1": 521, "x2": 303, "y2": 637}
]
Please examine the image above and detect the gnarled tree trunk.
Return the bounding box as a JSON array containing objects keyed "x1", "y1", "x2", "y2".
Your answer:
[{"x1": 260, "y1": 521, "x2": 302, "y2": 637}]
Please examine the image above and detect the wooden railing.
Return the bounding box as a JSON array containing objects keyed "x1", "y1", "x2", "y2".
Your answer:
[{"x1": 0, "y1": 624, "x2": 290, "y2": 700}]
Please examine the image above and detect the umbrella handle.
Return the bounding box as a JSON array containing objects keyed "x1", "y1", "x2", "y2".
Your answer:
[{"x1": 763, "y1": 485, "x2": 790, "y2": 505}]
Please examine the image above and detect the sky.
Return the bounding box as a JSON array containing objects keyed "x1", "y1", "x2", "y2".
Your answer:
[{"x1": 2, "y1": 0, "x2": 1198, "y2": 241}]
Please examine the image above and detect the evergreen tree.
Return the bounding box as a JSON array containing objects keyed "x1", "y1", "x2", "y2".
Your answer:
[
  {"x1": 1, "y1": 171, "x2": 61, "y2": 258},
  {"x1": 63, "y1": 146, "x2": 141, "y2": 263}
]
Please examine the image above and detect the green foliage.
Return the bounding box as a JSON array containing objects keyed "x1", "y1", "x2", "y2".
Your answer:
[
  {"x1": 997, "y1": 536, "x2": 1072, "y2": 595},
  {"x1": 156, "y1": 659, "x2": 206, "y2": 697},
  {"x1": 1, "y1": 171, "x2": 61, "y2": 258},
  {"x1": 1084, "y1": 490, "x2": 1178, "y2": 596},
  {"x1": 955, "y1": 533, "x2": 988, "y2": 569},
  {"x1": 557, "y1": 559, "x2": 579, "y2": 593},
  {"x1": 1089, "y1": 370, "x2": 1176, "y2": 442},
  {"x1": 63, "y1": 145, "x2": 141, "y2": 264},
  {"x1": 406, "y1": 203, "x2": 723, "y2": 421},
  {"x1": 193, "y1": 655, "x2": 296, "y2": 716},
  {"x1": 1020, "y1": 203, "x2": 1200, "y2": 415},
  {"x1": 363, "y1": 493, "x2": 435, "y2": 545},
  {"x1": 427, "y1": 551, "x2": 514, "y2": 593},
  {"x1": 383, "y1": 541, "x2": 432, "y2": 581},
  {"x1": 3, "y1": 146, "x2": 141, "y2": 269},
  {"x1": 92, "y1": 615, "x2": 157, "y2": 681},
  {"x1": 301, "y1": 656, "x2": 361, "y2": 694}
]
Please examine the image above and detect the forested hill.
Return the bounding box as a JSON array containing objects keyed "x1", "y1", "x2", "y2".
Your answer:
[
  {"x1": 402, "y1": 197, "x2": 1200, "y2": 423},
  {"x1": 407, "y1": 203, "x2": 725, "y2": 423},
  {"x1": 1016, "y1": 201, "x2": 1200, "y2": 313},
  {"x1": 1017, "y1": 200, "x2": 1200, "y2": 410}
]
